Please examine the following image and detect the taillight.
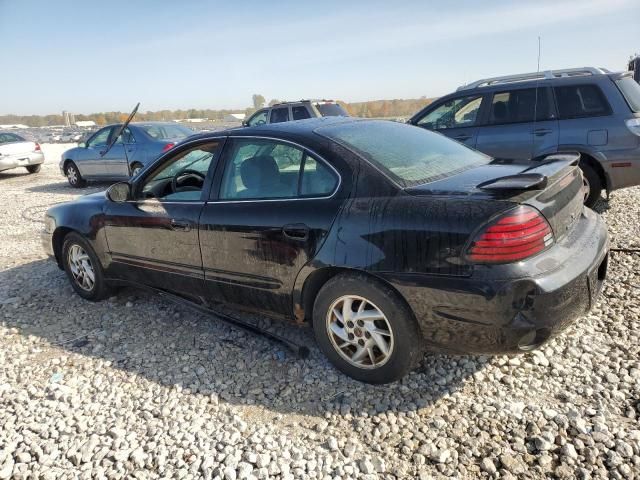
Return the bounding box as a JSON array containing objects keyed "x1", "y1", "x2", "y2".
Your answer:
[
  {"x1": 466, "y1": 206, "x2": 554, "y2": 263},
  {"x1": 34, "y1": 143, "x2": 41, "y2": 151},
  {"x1": 162, "y1": 142, "x2": 175, "y2": 152}
]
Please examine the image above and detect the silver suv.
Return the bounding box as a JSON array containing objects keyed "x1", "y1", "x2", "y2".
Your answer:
[
  {"x1": 408, "y1": 67, "x2": 640, "y2": 206},
  {"x1": 244, "y1": 100, "x2": 349, "y2": 127}
]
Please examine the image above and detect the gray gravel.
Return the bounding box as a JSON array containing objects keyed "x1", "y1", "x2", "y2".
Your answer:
[{"x1": 1, "y1": 162, "x2": 639, "y2": 479}]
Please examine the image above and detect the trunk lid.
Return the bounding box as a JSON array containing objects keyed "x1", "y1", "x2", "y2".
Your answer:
[{"x1": 405, "y1": 154, "x2": 585, "y2": 241}]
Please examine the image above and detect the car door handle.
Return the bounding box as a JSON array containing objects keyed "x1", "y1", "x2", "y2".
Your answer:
[
  {"x1": 453, "y1": 134, "x2": 472, "y2": 141},
  {"x1": 282, "y1": 223, "x2": 309, "y2": 241},
  {"x1": 170, "y1": 219, "x2": 193, "y2": 232},
  {"x1": 532, "y1": 128, "x2": 552, "y2": 136}
]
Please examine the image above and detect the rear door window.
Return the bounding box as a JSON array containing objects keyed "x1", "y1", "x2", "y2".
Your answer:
[
  {"x1": 488, "y1": 88, "x2": 553, "y2": 125},
  {"x1": 417, "y1": 95, "x2": 483, "y2": 129},
  {"x1": 270, "y1": 107, "x2": 290, "y2": 123},
  {"x1": 554, "y1": 84, "x2": 611, "y2": 119},
  {"x1": 292, "y1": 106, "x2": 312, "y2": 120}
]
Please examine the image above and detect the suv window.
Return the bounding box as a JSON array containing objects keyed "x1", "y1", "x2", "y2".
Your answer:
[
  {"x1": 417, "y1": 95, "x2": 482, "y2": 129},
  {"x1": 292, "y1": 105, "x2": 311, "y2": 120},
  {"x1": 554, "y1": 84, "x2": 610, "y2": 119},
  {"x1": 219, "y1": 139, "x2": 337, "y2": 200},
  {"x1": 247, "y1": 110, "x2": 268, "y2": 126},
  {"x1": 270, "y1": 107, "x2": 290, "y2": 123},
  {"x1": 489, "y1": 88, "x2": 553, "y2": 125},
  {"x1": 615, "y1": 76, "x2": 640, "y2": 112}
]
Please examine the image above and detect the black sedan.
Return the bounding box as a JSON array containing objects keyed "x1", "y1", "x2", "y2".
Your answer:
[{"x1": 42, "y1": 118, "x2": 609, "y2": 383}]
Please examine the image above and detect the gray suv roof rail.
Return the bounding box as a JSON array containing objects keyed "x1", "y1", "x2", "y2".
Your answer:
[
  {"x1": 457, "y1": 67, "x2": 611, "y2": 91},
  {"x1": 272, "y1": 99, "x2": 336, "y2": 107}
]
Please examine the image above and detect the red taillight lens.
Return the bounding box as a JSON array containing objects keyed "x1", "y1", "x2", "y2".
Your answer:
[
  {"x1": 162, "y1": 142, "x2": 175, "y2": 152},
  {"x1": 467, "y1": 206, "x2": 554, "y2": 263},
  {"x1": 34, "y1": 143, "x2": 41, "y2": 151}
]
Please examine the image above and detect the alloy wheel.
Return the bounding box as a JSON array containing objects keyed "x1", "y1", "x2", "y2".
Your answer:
[
  {"x1": 583, "y1": 175, "x2": 591, "y2": 203},
  {"x1": 67, "y1": 165, "x2": 78, "y2": 185},
  {"x1": 326, "y1": 295, "x2": 394, "y2": 369},
  {"x1": 68, "y1": 244, "x2": 95, "y2": 291}
]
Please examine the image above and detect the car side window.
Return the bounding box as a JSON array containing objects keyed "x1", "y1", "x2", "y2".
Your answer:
[
  {"x1": 300, "y1": 157, "x2": 338, "y2": 196},
  {"x1": 140, "y1": 142, "x2": 220, "y2": 202},
  {"x1": 554, "y1": 85, "x2": 611, "y2": 119},
  {"x1": 292, "y1": 106, "x2": 311, "y2": 120},
  {"x1": 248, "y1": 110, "x2": 268, "y2": 126},
  {"x1": 270, "y1": 107, "x2": 290, "y2": 124},
  {"x1": 113, "y1": 127, "x2": 135, "y2": 145},
  {"x1": 0, "y1": 133, "x2": 21, "y2": 143},
  {"x1": 488, "y1": 88, "x2": 553, "y2": 125},
  {"x1": 87, "y1": 128, "x2": 112, "y2": 148},
  {"x1": 417, "y1": 96, "x2": 482, "y2": 129}
]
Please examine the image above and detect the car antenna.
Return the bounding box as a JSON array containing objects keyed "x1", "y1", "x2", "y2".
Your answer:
[
  {"x1": 100, "y1": 102, "x2": 140, "y2": 175},
  {"x1": 531, "y1": 36, "x2": 541, "y2": 161}
]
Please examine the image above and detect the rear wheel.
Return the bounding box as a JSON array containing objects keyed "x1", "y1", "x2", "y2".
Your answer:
[
  {"x1": 26, "y1": 164, "x2": 41, "y2": 174},
  {"x1": 580, "y1": 163, "x2": 601, "y2": 208},
  {"x1": 65, "y1": 161, "x2": 86, "y2": 188},
  {"x1": 62, "y1": 232, "x2": 113, "y2": 301},
  {"x1": 313, "y1": 273, "x2": 424, "y2": 384}
]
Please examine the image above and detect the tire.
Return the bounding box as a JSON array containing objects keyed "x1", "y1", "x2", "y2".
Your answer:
[
  {"x1": 65, "y1": 161, "x2": 86, "y2": 188},
  {"x1": 580, "y1": 163, "x2": 602, "y2": 208},
  {"x1": 130, "y1": 162, "x2": 143, "y2": 177},
  {"x1": 26, "y1": 164, "x2": 41, "y2": 174},
  {"x1": 62, "y1": 232, "x2": 113, "y2": 301},
  {"x1": 313, "y1": 273, "x2": 424, "y2": 384}
]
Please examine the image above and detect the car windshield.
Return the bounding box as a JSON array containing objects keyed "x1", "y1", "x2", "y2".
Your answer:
[
  {"x1": 140, "y1": 124, "x2": 193, "y2": 140},
  {"x1": 317, "y1": 120, "x2": 490, "y2": 187},
  {"x1": 314, "y1": 103, "x2": 349, "y2": 117},
  {"x1": 615, "y1": 76, "x2": 640, "y2": 112}
]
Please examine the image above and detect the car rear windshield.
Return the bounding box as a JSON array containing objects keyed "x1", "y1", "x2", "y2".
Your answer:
[
  {"x1": 317, "y1": 120, "x2": 490, "y2": 187},
  {"x1": 140, "y1": 124, "x2": 193, "y2": 140},
  {"x1": 314, "y1": 103, "x2": 348, "y2": 117},
  {"x1": 615, "y1": 76, "x2": 640, "y2": 112}
]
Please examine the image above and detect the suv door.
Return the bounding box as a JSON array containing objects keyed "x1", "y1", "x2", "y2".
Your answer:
[
  {"x1": 269, "y1": 107, "x2": 290, "y2": 124},
  {"x1": 77, "y1": 127, "x2": 113, "y2": 177},
  {"x1": 475, "y1": 86, "x2": 559, "y2": 161},
  {"x1": 411, "y1": 94, "x2": 485, "y2": 148},
  {"x1": 103, "y1": 139, "x2": 223, "y2": 296},
  {"x1": 199, "y1": 137, "x2": 344, "y2": 317},
  {"x1": 103, "y1": 127, "x2": 138, "y2": 178}
]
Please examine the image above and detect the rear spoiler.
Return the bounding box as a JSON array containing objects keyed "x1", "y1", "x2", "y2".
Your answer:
[{"x1": 479, "y1": 153, "x2": 580, "y2": 191}]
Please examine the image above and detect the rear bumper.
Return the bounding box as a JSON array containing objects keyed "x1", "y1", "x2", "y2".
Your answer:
[
  {"x1": 381, "y1": 208, "x2": 609, "y2": 354},
  {"x1": 0, "y1": 152, "x2": 44, "y2": 172},
  {"x1": 600, "y1": 146, "x2": 640, "y2": 190}
]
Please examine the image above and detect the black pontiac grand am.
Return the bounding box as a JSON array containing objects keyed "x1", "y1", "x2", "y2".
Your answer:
[{"x1": 43, "y1": 118, "x2": 609, "y2": 383}]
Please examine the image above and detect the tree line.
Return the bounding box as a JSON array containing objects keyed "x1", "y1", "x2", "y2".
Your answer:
[{"x1": 1, "y1": 96, "x2": 434, "y2": 127}]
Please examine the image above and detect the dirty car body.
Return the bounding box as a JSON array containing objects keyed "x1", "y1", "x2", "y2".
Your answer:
[{"x1": 43, "y1": 118, "x2": 609, "y2": 382}]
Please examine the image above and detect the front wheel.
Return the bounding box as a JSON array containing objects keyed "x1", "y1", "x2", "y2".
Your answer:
[
  {"x1": 65, "y1": 161, "x2": 86, "y2": 188},
  {"x1": 26, "y1": 164, "x2": 41, "y2": 174},
  {"x1": 313, "y1": 273, "x2": 424, "y2": 384},
  {"x1": 62, "y1": 232, "x2": 113, "y2": 301}
]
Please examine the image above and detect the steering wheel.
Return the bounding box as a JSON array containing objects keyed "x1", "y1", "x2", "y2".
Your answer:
[{"x1": 171, "y1": 168, "x2": 206, "y2": 193}]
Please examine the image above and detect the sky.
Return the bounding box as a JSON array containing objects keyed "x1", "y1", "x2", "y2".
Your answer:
[{"x1": 1, "y1": 0, "x2": 639, "y2": 116}]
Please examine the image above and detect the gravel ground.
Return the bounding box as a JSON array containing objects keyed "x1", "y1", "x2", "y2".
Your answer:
[{"x1": 0, "y1": 155, "x2": 639, "y2": 480}]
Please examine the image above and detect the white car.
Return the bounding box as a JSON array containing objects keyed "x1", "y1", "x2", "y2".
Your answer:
[{"x1": 0, "y1": 132, "x2": 44, "y2": 174}]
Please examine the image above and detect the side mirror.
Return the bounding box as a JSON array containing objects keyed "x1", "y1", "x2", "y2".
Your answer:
[{"x1": 106, "y1": 182, "x2": 131, "y2": 203}]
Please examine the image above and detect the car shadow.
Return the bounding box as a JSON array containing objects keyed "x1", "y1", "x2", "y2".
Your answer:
[
  {"x1": 1, "y1": 259, "x2": 487, "y2": 416},
  {"x1": 591, "y1": 196, "x2": 611, "y2": 214}
]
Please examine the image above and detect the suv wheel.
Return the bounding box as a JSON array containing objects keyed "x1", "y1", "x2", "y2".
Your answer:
[
  {"x1": 580, "y1": 163, "x2": 601, "y2": 208},
  {"x1": 313, "y1": 273, "x2": 424, "y2": 384}
]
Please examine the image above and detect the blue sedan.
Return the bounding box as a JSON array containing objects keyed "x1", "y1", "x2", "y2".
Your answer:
[{"x1": 59, "y1": 122, "x2": 194, "y2": 187}]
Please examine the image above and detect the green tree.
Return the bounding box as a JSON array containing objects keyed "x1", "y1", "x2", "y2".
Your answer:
[{"x1": 252, "y1": 94, "x2": 266, "y2": 109}]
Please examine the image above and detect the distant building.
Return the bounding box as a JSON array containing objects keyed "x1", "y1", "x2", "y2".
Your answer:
[
  {"x1": 0, "y1": 124, "x2": 28, "y2": 129},
  {"x1": 224, "y1": 113, "x2": 246, "y2": 122},
  {"x1": 75, "y1": 120, "x2": 96, "y2": 127}
]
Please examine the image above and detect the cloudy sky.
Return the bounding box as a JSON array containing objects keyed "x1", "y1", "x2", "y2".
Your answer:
[{"x1": 1, "y1": 0, "x2": 638, "y2": 115}]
